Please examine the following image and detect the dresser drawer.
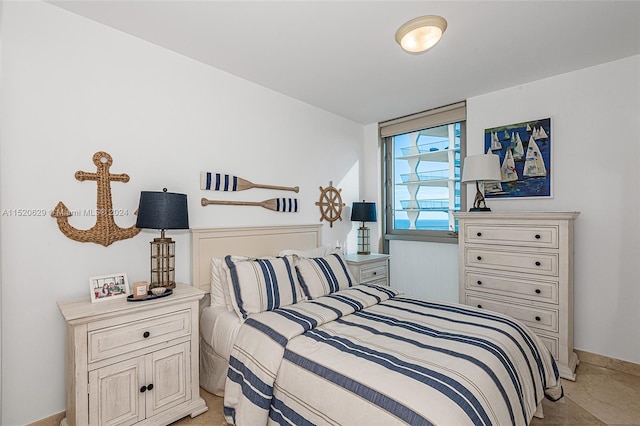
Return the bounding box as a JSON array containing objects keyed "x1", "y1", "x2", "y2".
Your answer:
[
  {"x1": 465, "y1": 272, "x2": 558, "y2": 304},
  {"x1": 88, "y1": 310, "x2": 191, "y2": 363},
  {"x1": 465, "y1": 248, "x2": 558, "y2": 277},
  {"x1": 537, "y1": 334, "x2": 559, "y2": 360},
  {"x1": 466, "y1": 294, "x2": 558, "y2": 333},
  {"x1": 464, "y1": 224, "x2": 558, "y2": 248},
  {"x1": 359, "y1": 264, "x2": 387, "y2": 283}
]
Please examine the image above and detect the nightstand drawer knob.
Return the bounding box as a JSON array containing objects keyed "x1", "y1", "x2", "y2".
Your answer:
[
  {"x1": 535, "y1": 316, "x2": 541, "y2": 321},
  {"x1": 535, "y1": 289, "x2": 541, "y2": 294},
  {"x1": 477, "y1": 280, "x2": 482, "y2": 285},
  {"x1": 535, "y1": 234, "x2": 541, "y2": 239},
  {"x1": 477, "y1": 304, "x2": 482, "y2": 309},
  {"x1": 143, "y1": 331, "x2": 150, "y2": 338},
  {"x1": 477, "y1": 232, "x2": 482, "y2": 237},
  {"x1": 477, "y1": 256, "x2": 482, "y2": 261},
  {"x1": 535, "y1": 261, "x2": 541, "y2": 266},
  {"x1": 372, "y1": 271, "x2": 377, "y2": 275}
]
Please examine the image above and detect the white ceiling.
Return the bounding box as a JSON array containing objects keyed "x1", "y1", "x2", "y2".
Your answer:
[{"x1": 48, "y1": 1, "x2": 640, "y2": 125}]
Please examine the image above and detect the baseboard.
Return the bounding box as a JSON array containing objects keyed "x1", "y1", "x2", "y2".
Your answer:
[
  {"x1": 576, "y1": 349, "x2": 640, "y2": 377},
  {"x1": 27, "y1": 411, "x2": 65, "y2": 426}
]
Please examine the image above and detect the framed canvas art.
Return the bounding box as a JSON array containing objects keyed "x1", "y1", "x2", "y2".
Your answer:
[{"x1": 483, "y1": 117, "x2": 552, "y2": 199}]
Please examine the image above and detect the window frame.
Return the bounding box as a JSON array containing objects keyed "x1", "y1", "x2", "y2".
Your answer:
[{"x1": 381, "y1": 102, "x2": 467, "y2": 245}]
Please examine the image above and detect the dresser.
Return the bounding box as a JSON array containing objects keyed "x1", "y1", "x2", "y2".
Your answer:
[
  {"x1": 344, "y1": 253, "x2": 390, "y2": 286},
  {"x1": 58, "y1": 283, "x2": 208, "y2": 425},
  {"x1": 454, "y1": 212, "x2": 579, "y2": 380}
]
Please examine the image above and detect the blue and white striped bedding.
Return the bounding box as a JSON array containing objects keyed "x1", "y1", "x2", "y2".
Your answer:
[{"x1": 223, "y1": 284, "x2": 562, "y2": 425}]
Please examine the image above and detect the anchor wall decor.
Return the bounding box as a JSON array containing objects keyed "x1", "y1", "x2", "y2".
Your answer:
[{"x1": 51, "y1": 151, "x2": 141, "y2": 246}]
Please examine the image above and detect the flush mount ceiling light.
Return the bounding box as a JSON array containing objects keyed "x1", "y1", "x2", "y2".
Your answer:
[{"x1": 395, "y1": 15, "x2": 447, "y2": 54}]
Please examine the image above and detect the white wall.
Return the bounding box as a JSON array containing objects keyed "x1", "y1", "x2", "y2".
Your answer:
[
  {"x1": 0, "y1": 2, "x2": 364, "y2": 424},
  {"x1": 381, "y1": 55, "x2": 640, "y2": 365}
]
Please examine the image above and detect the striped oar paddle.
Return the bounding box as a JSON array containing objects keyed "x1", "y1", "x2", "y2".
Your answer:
[
  {"x1": 200, "y1": 172, "x2": 299, "y2": 193},
  {"x1": 201, "y1": 198, "x2": 299, "y2": 212}
]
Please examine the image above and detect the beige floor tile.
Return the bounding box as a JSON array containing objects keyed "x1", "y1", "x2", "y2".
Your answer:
[
  {"x1": 530, "y1": 396, "x2": 605, "y2": 425},
  {"x1": 562, "y1": 363, "x2": 640, "y2": 425}
]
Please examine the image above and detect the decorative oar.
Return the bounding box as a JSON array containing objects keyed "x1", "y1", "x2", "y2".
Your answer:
[
  {"x1": 201, "y1": 197, "x2": 299, "y2": 212},
  {"x1": 200, "y1": 172, "x2": 299, "y2": 193}
]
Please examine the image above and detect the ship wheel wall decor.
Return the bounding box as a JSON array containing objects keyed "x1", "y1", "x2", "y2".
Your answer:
[{"x1": 315, "y1": 181, "x2": 345, "y2": 228}]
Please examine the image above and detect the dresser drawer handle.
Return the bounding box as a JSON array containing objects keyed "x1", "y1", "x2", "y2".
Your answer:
[
  {"x1": 476, "y1": 232, "x2": 482, "y2": 237},
  {"x1": 477, "y1": 256, "x2": 482, "y2": 261},
  {"x1": 535, "y1": 261, "x2": 541, "y2": 266},
  {"x1": 535, "y1": 289, "x2": 541, "y2": 294},
  {"x1": 535, "y1": 234, "x2": 541, "y2": 239},
  {"x1": 372, "y1": 271, "x2": 377, "y2": 275},
  {"x1": 477, "y1": 304, "x2": 482, "y2": 309},
  {"x1": 477, "y1": 280, "x2": 482, "y2": 285},
  {"x1": 535, "y1": 316, "x2": 541, "y2": 321},
  {"x1": 143, "y1": 331, "x2": 150, "y2": 338}
]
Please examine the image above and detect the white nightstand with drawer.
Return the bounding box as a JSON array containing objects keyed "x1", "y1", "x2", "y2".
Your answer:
[
  {"x1": 58, "y1": 283, "x2": 207, "y2": 425},
  {"x1": 455, "y1": 211, "x2": 579, "y2": 380},
  {"x1": 344, "y1": 253, "x2": 390, "y2": 286}
]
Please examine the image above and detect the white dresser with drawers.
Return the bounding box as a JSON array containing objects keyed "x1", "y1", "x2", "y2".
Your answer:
[{"x1": 455, "y1": 211, "x2": 580, "y2": 380}]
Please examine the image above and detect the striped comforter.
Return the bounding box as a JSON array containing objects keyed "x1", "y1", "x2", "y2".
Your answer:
[{"x1": 224, "y1": 284, "x2": 563, "y2": 425}]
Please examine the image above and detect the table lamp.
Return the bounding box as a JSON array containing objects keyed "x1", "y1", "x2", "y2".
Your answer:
[
  {"x1": 136, "y1": 188, "x2": 189, "y2": 289},
  {"x1": 351, "y1": 201, "x2": 377, "y2": 254},
  {"x1": 461, "y1": 154, "x2": 501, "y2": 212}
]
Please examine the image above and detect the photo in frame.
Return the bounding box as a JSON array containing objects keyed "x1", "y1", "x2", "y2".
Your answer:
[
  {"x1": 483, "y1": 117, "x2": 552, "y2": 198},
  {"x1": 89, "y1": 273, "x2": 130, "y2": 302}
]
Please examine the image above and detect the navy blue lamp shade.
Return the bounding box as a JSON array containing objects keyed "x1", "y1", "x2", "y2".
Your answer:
[
  {"x1": 136, "y1": 189, "x2": 189, "y2": 289},
  {"x1": 351, "y1": 202, "x2": 377, "y2": 224},
  {"x1": 351, "y1": 201, "x2": 376, "y2": 254},
  {"x1": 136, "y1": 190, "x2": 189, "y2": 231}
]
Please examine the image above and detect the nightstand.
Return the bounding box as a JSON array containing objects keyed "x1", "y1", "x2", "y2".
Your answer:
[
  {"x1": 344, "y1": 253, "x2": 390, "y2": 286},
  {"x1": 58, "y1": 283, "x2": 208, "y2": 425}
]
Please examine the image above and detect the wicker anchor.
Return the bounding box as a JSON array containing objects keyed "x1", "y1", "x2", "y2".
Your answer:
[{"x1": 51, "y1": 151, "x2": 141, "y2": 246}]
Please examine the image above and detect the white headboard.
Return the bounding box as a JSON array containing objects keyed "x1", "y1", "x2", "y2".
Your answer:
[{"x1": 191, "y1": 224, "x2": 322, "y2": 294}]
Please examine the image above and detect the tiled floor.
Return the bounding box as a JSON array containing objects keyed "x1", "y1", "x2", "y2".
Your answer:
[{"x1": 174, "y1": 360, "x2": 640, "y2": 426}]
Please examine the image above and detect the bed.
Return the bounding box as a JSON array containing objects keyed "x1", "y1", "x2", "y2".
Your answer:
[{"x1": 192, "y1": 225, "x2": 563, "y2": 425}]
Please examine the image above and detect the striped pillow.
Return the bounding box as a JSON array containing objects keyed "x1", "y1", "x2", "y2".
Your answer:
[
  {"x1": 295, "y1": 251, "x2": 355, "y2": 299},
  {"x1": 223, "y1": 255, "x2": 304, "y2": 320}
]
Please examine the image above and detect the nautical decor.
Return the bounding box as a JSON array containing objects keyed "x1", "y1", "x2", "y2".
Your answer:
[
  {"x1": 51, "y1": 152, "x2": 141, "y2": 246},
  {"x1": 136, "y1": 189, "x2": 189, "y2": 289},
  {"x1": 461, "y1": 154, "x2": 501, "y2": 211},
  {"x1": 483, "y1": 117, "x2": 552, "y2": 198},
  {"x1": 351, "y1": 201, "x2": 377, "y2": 254},
  {"x1": 200, "y1": 172, "x2": 298, "y2": 193},
  {"x1": 315, "y1": 181, "x2": 345, "y2": 228},
  {"x1": 201, "y1": 197, "x2": 298, "y2": 212}
]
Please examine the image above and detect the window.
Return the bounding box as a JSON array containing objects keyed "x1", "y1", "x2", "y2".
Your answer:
[{"x1": 381, "y1": 102, "x2": 466, "y2": 244}]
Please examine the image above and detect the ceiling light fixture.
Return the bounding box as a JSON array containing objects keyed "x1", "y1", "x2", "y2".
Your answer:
[{"x1": 395, "y1": 15, "x2": 447, "y2": 54}]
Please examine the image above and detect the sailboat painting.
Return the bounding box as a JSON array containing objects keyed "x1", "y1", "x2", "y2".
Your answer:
[{"x1": 483, "y1": 117, "x2": 552, "y2": 198}]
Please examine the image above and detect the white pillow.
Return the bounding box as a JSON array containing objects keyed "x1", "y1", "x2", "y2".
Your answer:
[
  {"x1": 278, "y1": 246, "x2": 333, "y2": 258},
  {"x1": 210, "y1": 257, "x2": 233, "y2": 311},
  {"x1": 223, "y1": 255, "x2": 305, "y2": 320},
  {"x1": 295, "y1": 250, "x2": 355, "y2": 299}
]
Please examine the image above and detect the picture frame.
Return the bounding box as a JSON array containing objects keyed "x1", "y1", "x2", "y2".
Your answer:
[
  {"x1": 89, "y1": 273, "x2": 130, "y2": 303},
  {"x1": 483, "y1": 117, "x2": 552, "y2": 199}
]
